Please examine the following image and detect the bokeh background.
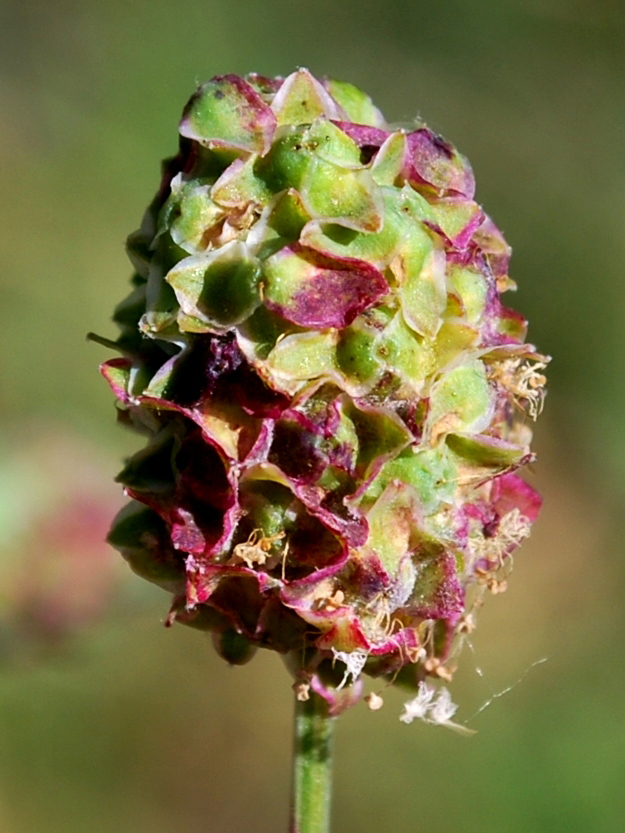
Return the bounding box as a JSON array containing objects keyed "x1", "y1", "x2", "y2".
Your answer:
[{"x1": 1, "y1": 1, "x2": 624, "y2": 830}]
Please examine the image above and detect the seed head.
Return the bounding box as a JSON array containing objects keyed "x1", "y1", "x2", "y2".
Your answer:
[{"x1": 99, "y1": 69, "x2": 548, "y2": 714}]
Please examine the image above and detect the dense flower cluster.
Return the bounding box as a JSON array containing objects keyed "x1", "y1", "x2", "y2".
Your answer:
[{"x1": 101, "y1": 70, "x2": 547, "y2": 712}]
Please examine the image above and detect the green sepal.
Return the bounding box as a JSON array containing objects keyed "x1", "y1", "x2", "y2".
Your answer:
[
  {"x1": 211, "y1": 156, "x2": 273, "y2": 208},
  {"x1": 364, "y1": 446, "x2": 457, "y2": 513},
  {"x1": 447, "y1": 264, "x2": 489, "y2": 325},
  {"x1": 371, "y1": 132, "x2": 407, "y2": 186},
  {"x1": 395, "y1": 235, "x2": 447, "y2": 338},
  {"x1": 166, "y1": 242, "x2": 262, "y2": 333},
  {"x1": 107, "y1": 502, "x2": 185, "y2": 592},
  {"x1": 427, "y1": 360, "x2": 493, "y2": 441},
  {"x1": 301, "y1": 186, "x2": 434, "y2": 265},
  {"x1": 375, "y1": 312, "x2": 434, "y2": 390},
  {"x1": 140, "y1": 234, "x2": 186, "y2": 336},
  {"x1": 271, "y1": 68, "x2": 343, "y2": 125},
  {"x1": 180, "y1": 75, "x2": 276, "y2": 154},
  {"x1": 256, "y1": 129, "x2": 312, "y2": 192},
  {"x1": 159, "y1": 178, "x2": 225, "y2": 253},
  {"x1": 236, "y1": 305, "x2": 298, "y2": 363},
  {"x1": 212, "y1": 629, "x2": 258, "y2": 665},
  {"x1": 336, "y1": 318, "x2": 383, "y2": 392},
  {"x1": 302, "y1": 158, "x2": 383, "y2": 232},
  {"x1": 303, "y1": 118, "x2": 363, "y2": 167},
  {"x1": 363, "y1": 482, "x2": 422, "y2": 578},
  {"x1": 429, "y1": 198, "x2": 482, "y2": 244},
  {"x1": 433, "y1": 319, "x2": 480, "y2": 369},
  {"x1": 446, "y1": 433, "x2": 528, "y2": 467},
  {"x1": 266, "y1": 330, "x2": 338, "y2": 386},
  {"x1": 344, "y1": 401, "x2": 412, "y2": 477},
  {"x1": 268, "y1": 189, "x2": 311, "y2": 240},
  {"x1": 324, "y1": 79, "x2": 386, "y2": 127}
]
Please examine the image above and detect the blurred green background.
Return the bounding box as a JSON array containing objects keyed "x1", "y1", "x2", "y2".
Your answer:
[{"x1": 1, "y1": 0, "x2": 624, "y2": 830}]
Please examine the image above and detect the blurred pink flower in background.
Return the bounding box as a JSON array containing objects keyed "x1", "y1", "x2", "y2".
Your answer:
[{"x1": 0, "y1": 425, "x2": 125, "y2": 659}]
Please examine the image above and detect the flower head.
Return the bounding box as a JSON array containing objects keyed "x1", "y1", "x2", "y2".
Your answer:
[{"x1": 99, "y1": 69, "x2": 547, "y2": 713}]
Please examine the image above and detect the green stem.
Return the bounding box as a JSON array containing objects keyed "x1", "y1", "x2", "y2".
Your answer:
[{"x1": 290, "y1": 690, "x2": 335, "y2": 833}]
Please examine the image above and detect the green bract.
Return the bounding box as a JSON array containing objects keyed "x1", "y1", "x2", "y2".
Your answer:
[{"x1": 99, "y1": 70, "x2": 548, "y2": 713}]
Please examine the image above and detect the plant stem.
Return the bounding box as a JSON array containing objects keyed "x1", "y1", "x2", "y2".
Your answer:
[{"x1": 290, "y1": 690, "x2": 335, "y2": 833}]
